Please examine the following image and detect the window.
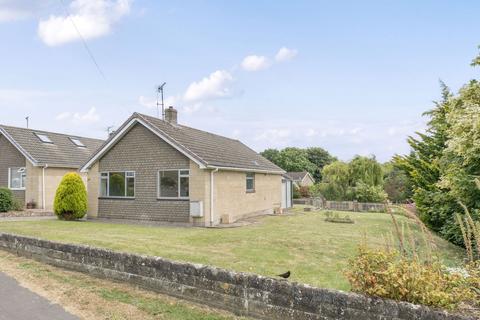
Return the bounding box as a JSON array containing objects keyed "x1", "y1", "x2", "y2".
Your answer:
[
  {"x1": 35, "y1": 133, "x2": 53, "y2": 144},
  {"x1": 158, "y1": 170, "x2": 189, "y2": 199},
  {"x1": 9, "y1": 167, "x2": 26, "y2": 190},
  {"x1": 99, "y1": 171, "x2": 135, "y2": 198},
  {"x1": 246, "y1": 172, "x2": 255, "y2": 193},
  {"x1": 70, "y1": 138, "x2": 85, "y2": 147}
]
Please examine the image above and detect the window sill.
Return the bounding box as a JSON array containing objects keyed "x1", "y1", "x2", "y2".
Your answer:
[
  {"x1": 9, "y1": 188, "x2": 25, "y2": 191},
  {"x1": 246, "y1": 190, "x2": 256, "y2": 194},
  {"x1": 157, "y1": 198, "x2": 190, "y2": 201},
  {"x1": 98, "y1": 197, "x2": 135, "y2": 200}
]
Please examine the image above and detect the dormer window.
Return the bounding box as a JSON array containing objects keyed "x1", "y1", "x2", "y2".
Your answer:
[
  {"x1": 35, "y1": 133, "x2": 53, "y2": 144},
  {"x1": 70, "y1": 138, "x2": 86, "y2": 147}
]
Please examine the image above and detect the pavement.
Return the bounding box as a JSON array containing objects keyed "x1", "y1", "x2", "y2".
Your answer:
[{"x1": 0, "y1": 271, "x2": 79, "y2": 320}]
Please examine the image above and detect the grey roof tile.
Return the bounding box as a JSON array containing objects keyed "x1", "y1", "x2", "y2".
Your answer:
[
  {"x1": 287, "y1": 171, "x2": 309, "y2": 181},
  {"x1": 0, "y1": 125, "x2": 104, "y2": 168},
  {"x1": 84, "y1": 112, "x2": 284, "y2": 173}
]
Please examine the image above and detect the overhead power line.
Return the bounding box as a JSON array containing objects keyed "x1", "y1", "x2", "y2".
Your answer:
[{"x1": 58, "y1": 0, "x2": 107, "y2": 80}]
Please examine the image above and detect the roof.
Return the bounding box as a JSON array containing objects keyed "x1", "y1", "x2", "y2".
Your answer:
[
  {"x1": 82, "y1": 112, "x2": 285, "y2": 174},
  {"x1": 287, "y1": 171, "x2": 311, "y2": 181},
  {"x1": 0, "y1": 124, "x2": 104, "y2": 168}
]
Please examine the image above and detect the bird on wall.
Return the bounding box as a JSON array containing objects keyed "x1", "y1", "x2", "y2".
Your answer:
[{"x1": 277, "y1": 271, "x2": 291, "y2": 279}]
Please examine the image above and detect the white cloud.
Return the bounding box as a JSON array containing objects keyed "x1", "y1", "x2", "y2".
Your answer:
[
  {"x1": 255, "y1": 128, "x2": 291, "y2": 141},
  {"x1": 184, "y1": 70, "x2": 234, "y2": 102},
  {"x1": 55, "y1": 107, "x2": 100, "y2": 124},
  {"x1": 275, "y1": 47, "x2": 298, "y2": 62},
  {"x1": 241, "y1": 55, "x2": 270, "y2": 72},
  {"x1": 38, "y1": 0, "x2": 131, "y2": 46},
  {"x1": 55, "y1": 112, "x2": 72, "y2": 120}
]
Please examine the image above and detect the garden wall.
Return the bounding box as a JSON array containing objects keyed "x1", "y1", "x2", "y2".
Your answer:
[{"x1": 0, "y1": 233, "x2": 473, "y2": 320}]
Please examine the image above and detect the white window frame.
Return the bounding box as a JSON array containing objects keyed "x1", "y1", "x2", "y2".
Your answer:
[
  {"x1": 99, "y1": 171, "x2": 135, "y2": 198},
  {"x1": 157, "y1": 169, "x2": 190, "y2": 200},
  {"x1": 8, "y1": 167, "x2": 26, "y2": 190},
  {"x1": 246, "y1": 172, "x2": 255, "y2": 193},
  {"x1": 34, "y1": 133, "x2": 53, "y2": 144},
  {"x1": 69, "y1": 137, "x2": 86, "y2": 148}
]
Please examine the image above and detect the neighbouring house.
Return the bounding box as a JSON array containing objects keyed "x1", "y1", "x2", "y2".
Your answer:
[
  {"x1": 80, "y1": 107, "x2": 286, "y2": 226},
  {"x1": 287, "y1": 171, "x2": 315, "y2": 188},
  {"x1": 0, "y1": 125, "x2": 104, "y2": 210}
]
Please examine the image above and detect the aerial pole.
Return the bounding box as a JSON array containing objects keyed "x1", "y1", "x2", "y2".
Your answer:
[{"x1": 156, "y1": 82, "x2": 166, "y2": 119}]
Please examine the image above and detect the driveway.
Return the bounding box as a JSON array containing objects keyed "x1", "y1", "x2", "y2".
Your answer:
[{"x1": 0, "y1": 271, "x2": 78, "y2": 320}]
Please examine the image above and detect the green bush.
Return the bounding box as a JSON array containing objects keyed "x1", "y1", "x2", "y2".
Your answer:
[
  {"x1": 0, "y1": 188, "x2": 13, "y2": 212},
  {"x1": 345, "y1": 247, "x2": 479, "y2": 310},
  {"x1": 54, "y1": 173, "x2": 87, "y2": 220},
  {"x1": 293, "y1": 185, "x2": 300, "y2": 199},
  {"x1": 11, "y1": 198, "x2": 24, "y2": 211},
  {"x1": 354, "y1": 182, "x2": 388, "y2": 203}
]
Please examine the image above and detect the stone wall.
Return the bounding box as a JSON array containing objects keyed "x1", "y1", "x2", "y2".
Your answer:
[{"x1": 0, "y1": 233, "x2": 473, "y2": 320}]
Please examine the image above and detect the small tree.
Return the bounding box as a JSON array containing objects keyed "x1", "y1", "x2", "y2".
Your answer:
[
  {"x1": 0, "y1": 188, "x2": 13, "y2": 212},
  {"x1": 54, "y1": 173, "x2": 87, "y2": 220}
]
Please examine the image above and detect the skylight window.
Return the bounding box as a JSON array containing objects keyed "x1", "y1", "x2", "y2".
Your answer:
[
  {"x1": 70, "y1": 138, "x2": 86, "y2": 147},
  {"x1": 35, "y1": 133, "x2": 53, "y2": 144}
]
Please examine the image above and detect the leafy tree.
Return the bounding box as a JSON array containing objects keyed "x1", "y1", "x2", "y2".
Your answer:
[
  {"x1": 261, "y1": 147, "x2": 335, "y2": 182},
  {"x1": 349, "y1": 156, "x2": 383, "y2": 187},
  {"x1": 260, "y1": 148, "x2": 281, "y2": 165},
  {"x1": 319, "y1": 161, "x2": 352, "y2": 200},
  {"x1": 306, "y1": 147, "x2": 336, "y2": 181},
  {"x1": 382, "y1": 162, "x2": 412, "y2": 202},
  {"x1": 54, "y1": 173, "x2": 88, "y2": 220},
  {"x1": 354, "y1": 182, "x2": 387, "y2": 203}
]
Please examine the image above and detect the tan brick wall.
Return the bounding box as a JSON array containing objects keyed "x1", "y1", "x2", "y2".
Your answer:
[
  {"x1": 213, "y1": 171, "x2": 282, "y2": 224},
  {"x1": 25, "y1": 164, "x2": 86, "y2": 211},
  {"x1": 86, "y1": 162, "x2": 99, "y2": 218},
  {"x1": 189, "y1": 160, "x2": 211, "y2": 226},
  {"x1": 25, "y1": 162, "x2": 41, "y2": 207},
  {"x1": 0, "y1": 134, "x2": 26, "y2": 204}
]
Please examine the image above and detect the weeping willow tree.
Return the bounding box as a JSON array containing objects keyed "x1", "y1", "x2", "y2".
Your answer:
[{"x1": 318, "y1": 156, "x2": 386, "y2": 202}]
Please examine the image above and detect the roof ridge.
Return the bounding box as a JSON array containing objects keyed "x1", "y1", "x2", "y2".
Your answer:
[
  {"x1": 135, "y1": 112, "x2": 240, "y2": 143},
  {"x1": 0, "y1": 123, "x2": 104, "y2": 142}
]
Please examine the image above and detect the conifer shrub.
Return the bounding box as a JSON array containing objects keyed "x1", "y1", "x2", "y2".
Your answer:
[
  {"x1": 0, "y1": 188, "x2": 13, "y2": 212},
  {"x1": 54, "y1": 173, "x2": 87, "y2": 220}
]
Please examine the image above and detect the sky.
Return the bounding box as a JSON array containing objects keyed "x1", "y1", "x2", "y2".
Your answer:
[{"x1": 0, "y1": 0, "x2": 479, "y2": 162}]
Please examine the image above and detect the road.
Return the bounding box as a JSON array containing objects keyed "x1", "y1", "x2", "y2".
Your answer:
[{"x1": 0, "y1": 271, "x2": 79, "y2": 320}]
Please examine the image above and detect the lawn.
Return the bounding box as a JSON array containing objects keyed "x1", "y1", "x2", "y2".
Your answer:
[{"x1": 0, "y1": 207, "x2": 465, "y2": 291}]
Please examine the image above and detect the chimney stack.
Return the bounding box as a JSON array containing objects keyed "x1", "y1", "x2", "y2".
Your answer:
[{"x1": 165, "y1": 106, "x2": 178, "y2": 124}]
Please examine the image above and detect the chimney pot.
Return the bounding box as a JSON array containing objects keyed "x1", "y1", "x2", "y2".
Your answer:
[{"x1": 165, "y1": 106, "x2": 178, "y2": 124}]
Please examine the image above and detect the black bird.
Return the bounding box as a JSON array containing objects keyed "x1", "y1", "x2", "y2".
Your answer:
[{"x1": 277, "y1": 271, "x2": 291, "y2": 279}]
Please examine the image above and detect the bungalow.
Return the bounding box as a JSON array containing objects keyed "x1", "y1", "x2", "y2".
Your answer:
[
  {"x1": 287, "y1": 171, "x2": 315, "y2": 188},
  {"x1": 81, "y1": 107, "x2": 287, "y2": 226},
  {"x1": 0, "y1": 125, "x2": 104, "y2": 210}
]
